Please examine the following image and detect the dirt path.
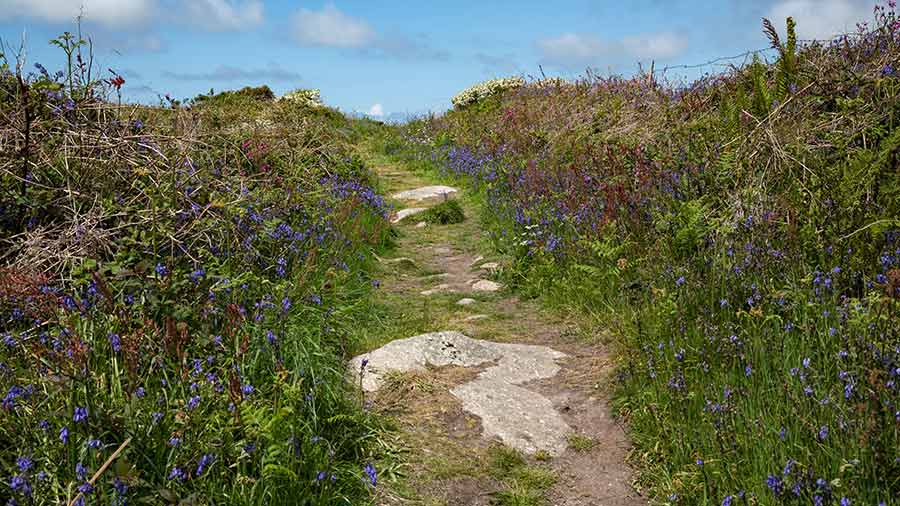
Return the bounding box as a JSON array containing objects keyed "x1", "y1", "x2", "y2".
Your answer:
[{"x1": 360, "y1": 152, "x2": 643, "y2": 506}]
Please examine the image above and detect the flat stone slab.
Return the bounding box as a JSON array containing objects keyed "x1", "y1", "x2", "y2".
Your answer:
[
  {"x1": 456, "y1": 298, "x2": 477, "y2": 306},
  {"x1": 350, "y1": 331, "x2": 570, "y2": 455},
  {"x1": 472, "y1": 280, "x2": 503, "y2": 292},
  {"x1": 392, "y1": 185, "x2": 458, "y2": 201},
  {"x1": 392, "y1": 207, "x2": 427, "y2": 223}
]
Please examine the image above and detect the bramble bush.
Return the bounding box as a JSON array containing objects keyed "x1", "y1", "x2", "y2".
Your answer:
[
  {"x1": 1, "y1": 33, "x2": 390, "y2": 505},
  {"x1": 392, "y1": 4, "x2": 900, "y2": 505}
]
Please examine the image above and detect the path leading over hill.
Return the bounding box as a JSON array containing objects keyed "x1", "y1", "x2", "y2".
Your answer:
[{"x1": 354, "y1": 151, "x2": 644, "y2": 506}]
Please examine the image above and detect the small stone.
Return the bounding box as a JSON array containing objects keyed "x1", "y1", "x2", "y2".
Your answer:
[
  {"x1": 479, "y1": 262, "x2": 500, "y2": 271},
  {"x1": 391, "y1": 207, "x2": 427, "y2": 223},
  {"x1": 415, "y1": 221, "x2": 427, "y2": 228},
  {"x1": 456, "y1": 298, "x2": 477, "y2": 306},
  {"x1": 472, "y1": 280, "x2": 503, "y2": 292},
  {"x1": 463, "y1": 314, "x2": 489, "y2": 322}
]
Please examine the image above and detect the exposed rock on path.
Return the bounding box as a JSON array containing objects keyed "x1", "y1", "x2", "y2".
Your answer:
[{"x1": 392, "y1": 185, "x2": 458, "y2": 201}]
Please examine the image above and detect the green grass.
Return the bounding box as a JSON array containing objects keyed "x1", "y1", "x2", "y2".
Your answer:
[
  {"x1": 424, "y1": 199, "x2": 466, "y2": 225},
  {"x1": 487, "y1": 445, "x2": 557, "y2": 506}
]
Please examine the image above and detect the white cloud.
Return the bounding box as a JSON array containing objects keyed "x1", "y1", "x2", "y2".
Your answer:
[
  {"x1": 622, "y1": 32, "x2": 688, "y2": 60},
  {"x1": 291, "y1": 3, "x2": 375, "y2": 48},
  {"x1": 0, "y1": 0, "x2": 263, "y2": 31},
  {"x1": 537, "y1": 33, "x2": 610, "y2": 68},
  {"x1": 537, "y1": 31, "x2": 688, "y2": 69},
  {"x1": 0, "y1": 0, "x2": 156, "y2": 27},
  {"x1": 181, "y1": 0, "x2": 263, "y2": 31},
  {"x1": 367, "y1": 103, "x2": 384, "y2": 117},
  {"x1": 767, "y1": 0, "x2": 871, "y2": 40}
]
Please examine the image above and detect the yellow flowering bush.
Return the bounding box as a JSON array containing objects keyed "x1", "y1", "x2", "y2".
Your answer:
[{"x1": 451, "y1": 77, "x2": 525, "y2": 108}]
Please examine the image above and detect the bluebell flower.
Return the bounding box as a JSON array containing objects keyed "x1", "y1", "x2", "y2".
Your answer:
[
  {"x1": 74, "y1": 406, "x2": 88, "y2": 423},
  {"x1": 766, "y1": 475, "x2": 783, "y2": 495},
  {"x1": 364, "y1": 463, "x2": 377, "y2": 487},
  {"x1": 187, "y1": 395, "x2": 201, "y2": 410},
  {"x1": 195, "y1": 454, "x2": 214, "y2": 476},
  {"x1": 76, "y1": 462, "x2": 88, "y2": 480},
  {"x1": 9, "y1": 475, "x2": 31, "y2": 497},
  {"x1": 108, "y1": 333, "x2": 121, "y2": 353},
  {"x1": 15, "y1": 457, "x2": 32, "y2": 473},
  {"x1": 59, "y1": 426, "x2": 69, "y2": 444}
]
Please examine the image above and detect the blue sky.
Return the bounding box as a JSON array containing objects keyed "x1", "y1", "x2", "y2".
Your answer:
[{"x1": 0, "y1": 0, "x2": 878, "y2": 117}]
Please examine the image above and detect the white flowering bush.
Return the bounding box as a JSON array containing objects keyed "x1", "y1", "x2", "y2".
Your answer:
[
  {"x1": 451, "y1": 77, "x2": 525, "y2": 108},
  {"x1": 280, "y1": 88, "x2": 324, "y2": 108}
]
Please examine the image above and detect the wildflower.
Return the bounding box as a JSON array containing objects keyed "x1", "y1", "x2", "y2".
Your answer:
[
  {"x1": 745, "y1": 364, "x2": 752, "y2": 377},
  {"x1": 87, "y1": 439, "x2": 102, "y2": 449},
  {"x1": 168, "y1": 437, "x2": 182, "y2": 447},
  {"x1": 9, "y1": 475, "x2": 31, "y2": 497},
  {"x1": 695, "y1": 458, "x2": 704, "y2": 466},
  {"x1": 76, "y1": 462, "x2": 88, "y2": 480},
  {"x1": 168, "y1": 467, "x2": 186, "y2": 481},
  {"x1": 817, "y1": 425, "x2": 829, "y2": 441},
  {"x1": 189, "y1": 268, "x2": 205, "y2": 284},
  {"x1": 242, "y1": 384, "x2": 255, "y2": 396},
  {"x1": 722, "y1": 496, "x2": 733, "y2": 506},
  {"x1": 187, "y1": 395, "x2": 201, "y2": 410},
  {"x1": 364, "y1": 463, "x2": 377, "y2": 487},
  {"x1": 60, "y1": 426, "x2": 70, "y2": 444},
  {"x1": 766, "y1": 474, "x2": 784, "y2": 495},
  {"x1": 316, "y1": 471, "x2": 327, "y2": 482},
  {"x1": 74, "y1": 406, "x2": 88, "y2": 423},
  {"x1": 840, "y1": 498, "x2": 851, "y2": 506},
  {"x1": 266, "y1": 330, "x2": 278, "y2": 346},
  {"x1": 676, "y1": 276, "x2": 686, "y2": 287},
  {"x1": 155, "y1": 263, "x2": 169, "y2": 277},
  {"x1": 108, "y1": 333, "x2": 121, "y2": 353},
  {"x1": 802, "y1": 357, "x2": 811, "y2": 368},
  {"x1": 195, "y1": 454, "x2": 214, "y2": 476},
  {"x1": 779, "y1": 426, "x2": 787, "y2": 440},
  {"x1": 15, "y1": 457, "x2": 32, "y2": 473}
]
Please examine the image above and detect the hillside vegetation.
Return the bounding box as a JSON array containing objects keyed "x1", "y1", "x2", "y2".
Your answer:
[
  {"x1": 1, "y1": 36, "x2": 390, "y2": 505},
  {"x1": 387, "y1": 6, "x2": 900, "y2": 505}
]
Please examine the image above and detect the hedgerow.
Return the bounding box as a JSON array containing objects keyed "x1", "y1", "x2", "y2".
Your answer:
[
  {"x1": 1, "y1": 33, "x2": 389, "y2": 505},
  {"x1": 396, "y1": 5, "x2": 900, "y2": 505}
]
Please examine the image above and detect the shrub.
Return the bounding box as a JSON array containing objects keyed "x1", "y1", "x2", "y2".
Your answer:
[
  {"x1": 280, "y1": 88, "x2": 324, "y2": 108},
  {"x1": 424, "y1": 199, "x2": 465, "y2": 225},
  {"x1": 450, "y1": 77, "x2": 525, "y2": 109}
]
